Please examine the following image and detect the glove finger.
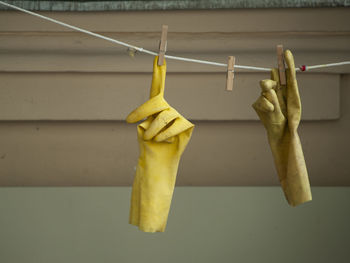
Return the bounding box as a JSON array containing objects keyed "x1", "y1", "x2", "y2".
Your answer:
[
  {"x1": 126, "y1": 95, "x2": 169, "y2": 123},
  {"x1": 252, "y1": 96, "x2": 274, "y2": 113},
  {"x1": 271, "y1": 68, "x2": 287, "y2": 116},
  {"x1": 260, "y1": 79, "x2": 277, "y2": 92},
  {"x1": 138, "y1": 116, "x2": 153, "y2": 131},
  {"x1": 154, "y1": 117, "x2": 194, "y2": 142},
  {"x1": 260, "y1": 80, "x2": 283, "y2": 115},
  {"x1": 149, "y1": 56, "x2": 167, "y2": 99},
  {"x1": 284, "y1": 50, "x2": 302, "y2": 112},
  {"x1": 271, "y1": 68, "x2": 280, "y2": 85},
  {"x1": 143, "y1": 108, "x2": 179, "y2": 140},
  {"x1": 284, "y1": 50, "x2": 297, "y2": 83}
]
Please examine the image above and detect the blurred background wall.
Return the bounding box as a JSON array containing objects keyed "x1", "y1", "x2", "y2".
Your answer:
[{"x1": 0, "y1": 1, "x2": 349, "y2": 262}]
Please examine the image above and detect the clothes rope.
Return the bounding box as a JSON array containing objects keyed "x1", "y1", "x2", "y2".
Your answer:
[{"x1": 0, "y1": 0, "x2": 349, "y2": 72}]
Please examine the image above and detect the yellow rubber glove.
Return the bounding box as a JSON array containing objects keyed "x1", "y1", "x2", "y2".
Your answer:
[
  {"x1": 126, "y1": 56, "x2": 194, "y2": 232},
  {"x1": 252, "y1": 50, "x2": 312, "y2": 207}
]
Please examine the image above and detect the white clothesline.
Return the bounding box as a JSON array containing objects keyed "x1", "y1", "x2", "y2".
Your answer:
[{"x1": 1, "y1": 0, "x2": 349, "y2": 72}]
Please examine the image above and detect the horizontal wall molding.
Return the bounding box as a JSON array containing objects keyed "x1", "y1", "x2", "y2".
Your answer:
[
  {"x1": 1, "y1": 9, "x2": 350, "y2": 32},
  {"x1": 0, "y1": 32, "x2": 349, "y2": 74},
  {"x1": 0, "y1": 52, "x2": 349, "y2": 74},
  {"x1": 0, "y1": 72, "x2": 340, "y2": 121},
  {"x1": 0, "y1": 119, "x2": 349, "y2": 186}
]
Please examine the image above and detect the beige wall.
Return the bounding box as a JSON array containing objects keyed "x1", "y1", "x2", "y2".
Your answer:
[{"x1": 0, "y1": 8, "x2": 349, "y2": 186}]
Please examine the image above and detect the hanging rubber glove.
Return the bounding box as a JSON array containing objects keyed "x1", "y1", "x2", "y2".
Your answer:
[
  {"x1": 126, "y1": 56, "x2": 194, "y2": 232},
  {"x1": 252, "y1": 50, "x2": 312, "y2": 207}
]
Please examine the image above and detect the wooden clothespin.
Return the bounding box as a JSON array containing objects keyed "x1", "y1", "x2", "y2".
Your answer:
[
  {"x1": 226, "y1": 56, "x2": 235, "y2": 91},
  {"x1": 276, "y1": 44, "x2": 286, "y2": 85},
  {"x1": 158, "y1": 25, "x2": 168, "y2": 66}
]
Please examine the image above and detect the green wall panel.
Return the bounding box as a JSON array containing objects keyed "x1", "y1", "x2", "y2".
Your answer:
[{"x1": 0, "y1": 187, "x2": 349, "y2": 263}]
